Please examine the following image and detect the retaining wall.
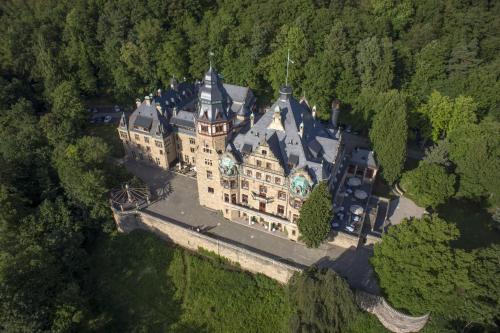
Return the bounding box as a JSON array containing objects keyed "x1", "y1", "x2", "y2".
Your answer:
[{"x1": 115, "y1": 210, "x2": 300, "y2": 284}]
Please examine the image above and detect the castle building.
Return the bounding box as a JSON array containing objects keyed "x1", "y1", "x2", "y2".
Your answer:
[{"x1": 118, "y1": 66, "x2": 343, "y2": 241}]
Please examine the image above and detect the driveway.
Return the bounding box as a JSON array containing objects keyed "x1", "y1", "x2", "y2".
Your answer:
[{"x1": 124, "y1": 159, "x2": 380, "y2": 294}]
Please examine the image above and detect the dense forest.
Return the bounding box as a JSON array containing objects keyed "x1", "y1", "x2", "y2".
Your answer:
[{"x1": 0, "y1": 0, "x2": 499, "y2": 332}]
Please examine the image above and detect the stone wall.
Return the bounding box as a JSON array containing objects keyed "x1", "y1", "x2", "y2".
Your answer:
[
  {"x1": 329, "y1": 231, "x2": 360, "y2": 248},
  {"x1": 115, "y1": 209, "x2": 300, "y2": 284},
  {"x1": 356, "y1": 290, "x2": 429, "y2": 333}
]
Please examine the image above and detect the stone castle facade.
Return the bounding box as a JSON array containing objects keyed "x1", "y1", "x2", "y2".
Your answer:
[{"x1": 118, "y1": 66, "x2": 344, "y2": 241}]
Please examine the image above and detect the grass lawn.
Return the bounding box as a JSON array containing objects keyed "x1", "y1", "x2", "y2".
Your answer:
[
  {"x1": 86, "y1": 123, "x2": 125, "y2": 158},
  {"x1": 437, "y1": 199, "x2": 500, "y2": 250},
  {"x1": 87, "y1": 231, "x2": 291, "y2": 333},
  {"x1": 86, "y1": 231, "x2": 388, "y2": 333}
]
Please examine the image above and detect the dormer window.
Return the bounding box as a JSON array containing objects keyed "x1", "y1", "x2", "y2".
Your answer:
[{"x1": 261, "y1": 149, "x2": 267, "y2": 156}]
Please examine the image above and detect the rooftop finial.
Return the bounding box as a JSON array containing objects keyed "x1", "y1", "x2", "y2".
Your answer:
[
  {"x1": 209, "y1": 51, "x2": 214, "y2": 69},
  {"x1": 285, "y1": 49, "x2": 295, "y2": 86}
]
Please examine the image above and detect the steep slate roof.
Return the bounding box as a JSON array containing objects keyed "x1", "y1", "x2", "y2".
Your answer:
[
  {"x1": 231, "y1": 86, "x2": 341, "y2": 183},
  {"x1": 153, "y1": 81, "x2": 196, "y2": 114},
  {"x1": 197, "y1": 67, "x2": 231, "y2": 122},
  {"x1": 128, "y1": 99, "x2": 171, "y2": 138},
  {"x1": 223, "y1": 83, "x2": 255, "y2": 117},
  {"x1": 351, "y1": 148, "x2": 378, "y2": 168},
  {"x1": 171, "y1": 110, "x2": 195, "y2": 129}
]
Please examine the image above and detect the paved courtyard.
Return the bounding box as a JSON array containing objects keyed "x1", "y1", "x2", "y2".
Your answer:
[{"x1": 124, "y1": 159, "x2": 380, "y2": 294}]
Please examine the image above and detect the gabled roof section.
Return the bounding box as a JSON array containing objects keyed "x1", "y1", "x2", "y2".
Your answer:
[
  {"x1": 153, "y1": 81, "x2": 196, "y2": 114},
  {"x1": 128, "y1": 98, "x2": 171, "y2": 138},
  {"x1": 231, "y1": 86, "x2": 341, "y2": 183}
]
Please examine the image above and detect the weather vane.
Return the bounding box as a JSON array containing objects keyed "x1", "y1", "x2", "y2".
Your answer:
[{"x1": 286, "y1": 49, "x2": 295, "y2": 86}]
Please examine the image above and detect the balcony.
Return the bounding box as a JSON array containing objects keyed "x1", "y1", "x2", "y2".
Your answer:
[
  {"x1": 251, "y1": 191, "x2": 274, "y2": 203},
  {"x1": 224, "y1": 202, "x2": 293, "y2": 226}
]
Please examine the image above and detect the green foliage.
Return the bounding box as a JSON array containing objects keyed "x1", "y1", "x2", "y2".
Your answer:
[
  {"x1": 263, "y1": 25, "x2": 309, "y2": 94},
  {"x1": 297, "y1": 182, "x2": 332, "y2": 248},
  {"x1": 289, "y1": 267, "x2": 357, "y2": 333},
  {"x1": 369, "y1": 90, "x2": 408, "y2": 184},
  {"x1": 40, "y1": 80, "x2": 87, "y2": 146},
  {"x1": 400, "y1": 163, "x2": 456, "y2": 208},
  {"x1": 372, "y1": 215, "x2": 473, "y2": 318},
  {"x1": 448, "y1": 119, "x2": 500, "y2": 208},
  {"x1": 417, "y1": 91, "x2": 478, "y2": 141},
  {"x1": 53, "y1": 136, "x2": 110, "y2": 218},
  {"x1": 89, "y1": 231, "x2": 291, "y2": 332},
  {"x1": 356, "y1": 36, "x2": 395, "y2": 92}
]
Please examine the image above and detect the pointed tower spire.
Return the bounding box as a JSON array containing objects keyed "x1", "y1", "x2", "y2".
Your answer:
[{"x1": 119, "y1": 112, "x2": 128, "y2": 129}]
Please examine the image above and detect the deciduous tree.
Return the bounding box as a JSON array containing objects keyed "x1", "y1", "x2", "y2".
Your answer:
[
  {"x1": 400, "y1": 163, "x2": 455, "y2": 208},
  {"x1": 289, "y1": 267, "x2": 357, "y2": 333}
]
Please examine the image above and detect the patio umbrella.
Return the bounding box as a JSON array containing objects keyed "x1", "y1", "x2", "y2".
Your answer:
[
  {"x1": 354, "y1": 189, "x2": 368, "y2": 200},
  {"x1": 348, "y1": 177, "x2": 362, "y2": 187},
  {"x1": 350, "y1": 204, "x2": 364, "y2": 215}
]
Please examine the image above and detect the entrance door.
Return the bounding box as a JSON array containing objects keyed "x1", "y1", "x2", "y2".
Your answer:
[{"x1": 259, "y1": 201, "x2": 266, "y2": 212}]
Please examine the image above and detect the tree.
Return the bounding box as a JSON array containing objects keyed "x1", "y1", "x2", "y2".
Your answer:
[
  {"x1": 409, "y1": 40, "x2": 448, "y2": 103},
  {"x1": 262, "y1": 25, "x2": 309, "y2": 93},
  {"x1": 448, "y1": 119, "x2": 500, "y2": 209},
  {"x1": 53, "y1": 136, "x2": 110, "y2": 218},
  {"x1": 289, "y1": 267, "x2": 357, "y2": 333},
  {"x1": 356, "y1": 36, "x2": 394, "y2": 92},
  {"x1": 422, "y1": 139, "x2": 451, "y2": 167},
  {"x1": 400, "y1": 163, "x2": 455, "y2": 208},
  {"x1": 417, "y1": 91, "x2": 478, "y2": 141},
  {"x1": 369, "y1": 90, "x2": 408, "y2": 184},
  {"x1": 371, "y1": 215, "x2": 473, "y2": 318},
  {"x1": 465, "y1": 244, "x2": 500, "y2": 329},
  {"x1": 40, "y1": 81, "x2": 87, "y2": 146},
  {"x1": 297, "y1": 182, "x2": 332, "y2": 248}
]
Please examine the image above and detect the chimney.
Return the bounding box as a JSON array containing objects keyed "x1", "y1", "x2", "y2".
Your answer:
[
  {"x1": 136, "y1": 98, "x2": 141, "y2": 108},
  {"x1": 312, "y1": 105, "x2": 317, "y2": 119},
  {"x1": 279, "y1": 86, "x2": 292, "y2": 102},
  {"x1": 145, "y1": 96, "x2": 151, "y2": 106},
  {"x1": 331, "y1": 99, "x2": 341, "y2": 128},
  {"x1": 250, "y1": 112, "x2": 255, "y2": 127}
]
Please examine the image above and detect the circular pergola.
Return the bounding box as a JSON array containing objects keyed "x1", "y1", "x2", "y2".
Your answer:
[{"x1": 110, "y1": 183, "x2": 151, "y2": 211}]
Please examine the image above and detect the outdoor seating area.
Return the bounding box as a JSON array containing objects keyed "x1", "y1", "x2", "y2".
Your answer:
[{"x1": 332, "y1": 174, "x2": 372, "y2": 236}]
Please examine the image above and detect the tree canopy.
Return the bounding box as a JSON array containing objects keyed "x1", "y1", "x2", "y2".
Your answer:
[
  {"x1": 297, "y1": 182, "x2": 332, "y2": 248},
  {"x1": 372, "y1": 215, "x2": 500, "y2": 329},
  {"x1": 400, "y1": 163, "x2": 456, "y2": 208},
  {"x1": 369, "y1": 90, "x2": 408, "y2": 184},
  {"x1": 289, "y1": 267, "x2": 357, "y2": 333}
]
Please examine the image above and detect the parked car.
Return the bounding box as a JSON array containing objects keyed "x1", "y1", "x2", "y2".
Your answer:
[
  {"x1": 104, "y1": 115, "x2": 112, "y2": 123},
  {"x1": 114, "y1": 105, "x2": 120, "y2": 112},
  {"x1": 352, "y1": 215, "x2": 361, "y2": 222},
  {"x1": 345, "y1": 225, "x2": 355, "y2": 232}
]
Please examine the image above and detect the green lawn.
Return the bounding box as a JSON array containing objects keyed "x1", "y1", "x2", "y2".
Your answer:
[
  {"x1": 85, "y1": 231, "x2": 387, "y2": 333},
  {"x1": 437, "y1": 199, "x2": 500, "y2": 250},
  {"x1": 87, "y1": 231, "x2": 291, "y2": 333},
  {"x1": 86, "y1": 123, "x2": 125, "y2": 158}
]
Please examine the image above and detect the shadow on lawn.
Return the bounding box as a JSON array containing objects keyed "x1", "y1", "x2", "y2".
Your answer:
[
  {"x1": 86, "y1": 231, "x2": 210, "y2": 333},
  {"x1": 314, "y1": 245, "x2": 381, "y2": 295}
]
